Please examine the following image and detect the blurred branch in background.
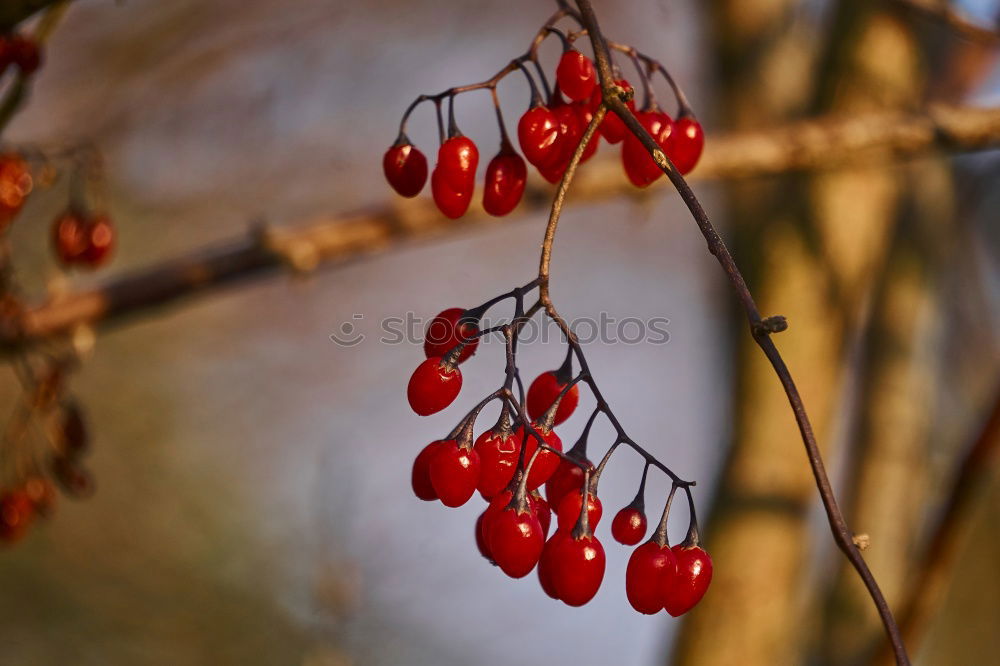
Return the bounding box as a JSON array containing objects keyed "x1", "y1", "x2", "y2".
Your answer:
[
  {"x1": 2, "y1": 103, "x2": 999, "y2": 357},
  {"x1": 0, "y1": 0, "x2": 69, "y2": 32},
  {"x1": 893, "y1": 0, "x2": 1000, "y2": 44}
]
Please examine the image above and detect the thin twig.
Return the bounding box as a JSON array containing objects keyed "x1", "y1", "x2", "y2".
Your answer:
[
  {"x1": 893, "y1": 0, "x2": 1000, "y2": 45},
  {"x1": 571, "y1": 0, "x2": 910, "y2": 662}
]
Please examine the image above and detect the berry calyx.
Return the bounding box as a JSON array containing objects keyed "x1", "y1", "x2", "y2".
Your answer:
[
  {"x1": 555, "y1": 487, "x2": 602, "y2": 530},
  {"x1": 626, "y1": 540, "x2": 678, "y2": 614},
  {"x1": 621, "y1": 109, "x2": 674, "y2": 187},
  {"x1": 526, "y1": 370, "x2": 579, "y2": 425},
  {"x1": 662, "y1": 544, "x2": 713, "y2": 616},
  {"x1": 548, "y1": 530, "x2": 606, "y2": 606},
  {"x1": 611, "y1": 505, "x2": 648, "y2": 545},
  {"x1": 517, "y1": 106, "x2": 560, "y2": 167},
  {"x1": 412, "y1": 440, "x2": 447, "y2": 501},
  {"x1": 383, "y1": 139, "x2": 429, "y2": 197},
  {"x1": 429, "y1": 439, "x2": 481, "y2": 507},
  {"x1": 407, "y1": 356, "x2": 462, "y2": 415},
  {"x1": 669, "y1": 115, "x2": 704, "y2": 175},
  {"x1": 556, "y1": 49, "x2": 597, "y2": 103},
  {"x1": 544, "y1": 454, "x2": 592, "y2": 510},
  {"x1": 424, "y1": 307, "x2": 479, "y2": 362},
  {"x1": 488, "y1": 503, "x2": 545, "y2": 578},
  {"x1": 482, "y1": 147, "x2": 527, "y2": 217}
]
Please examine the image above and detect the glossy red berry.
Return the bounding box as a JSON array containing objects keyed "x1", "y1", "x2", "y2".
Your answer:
[
  {"x1": 407, "y1": 357, "x2": 462, "y2": 415},
  {"x1": 544, "y1": 455, "x2": 592, "y2": 510},
  {"x1": 479, "y1": 488, "x2": 513, "y2": 550},
  {"x1": 517, "y1": 106, "x2": 560, "y2": 167},
  {"x1": 526, "y1": 370, "x2": 579, "y2": 425},
  {"x1": 437, "y1": 135, "x2": 479, "y2": 192},
  {"x1": 621, "y1": 109, "x2": 674, "y2": 187},
  {"x1": 488, "y1": 505, "x2": 545, "y2": 578},
  {"x1": 82, "y1": 215, "x2": 115, "y2": 267},
  {"x1": 0, "y1": 490, "x2": 34, "y2": 543},
  {"x1": 431, "y1": 166, "x2": 473, "y2": 219},
  {"x1": 663, "y1": 544, "x2": 713, "y2": 616},
  {"x1": 10, "y1": 36, "x2": 42, "y2": 74},
  {"x1": 524, "y1": 425, "x2": 562, "y2": 490},
  {"x1": 475, "y1": 510, "x2": 494, "y2": 563},
  {"x1": 52, "y1": 212, "x2": 90, "y2": 265},
  {"x1": 424, "y1": 307, "x2": 479, "y2": 362},
  {"x1": 429, "y1": 440, "x2": 481, "y2": 507},
  {"x1": 549, "y1": 531, "x2": 606, "y2": 606},
  {"x1": 383, "y1": 141, "x2": 428, "y2": 197},
  {"x1": 590, "y1": 78, "x2": 635, "y2": 144},
  {"x1": 669, "y1": 115, "x2": 705, "y2": 175},
  {"x1": 412, "y1": 440, "x2": 447, "y2": 501},
  {"x1": 555, "y1": 488, "x2": 602, "y2": 530},
  {"x1": 626, "y1": 541, "x2": 678, "y2": 614},
  {"x1": 556, "y1": 49, "x2": 597, "y2": 103},
  {"x1": 612, "y1": 506, "x2": 648, "y2": 546},
  {"x1": 538, "y1": 96, "x2": 582, "y2": 183},
  {"x1": 482, "y1": 148, "x2": 527, "y2": 217},
  {"x1": 529, "y1": 491, "x2": 552, "y2": 538},
  {"x1": 574, "y1": 103, "x2": 600, "y2": 163},
  {"x1": 474, "y1": 424, "x2": 523, "y2": 498},
  {"x1": 537, "y1": 530, "x2": 566, "y2": 599},
  {"x1": 0, "y1": 153, "x2": 32, "y2": 228}
]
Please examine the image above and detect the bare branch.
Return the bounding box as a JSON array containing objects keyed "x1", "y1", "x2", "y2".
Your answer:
[{"x1": 893, "y1": 0, "x2": 1000, "y2": 45}]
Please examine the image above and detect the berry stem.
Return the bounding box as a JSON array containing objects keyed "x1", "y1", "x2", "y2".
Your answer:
[{"x1": 652, "y1": 483, "x2": 678, "y2": 547}]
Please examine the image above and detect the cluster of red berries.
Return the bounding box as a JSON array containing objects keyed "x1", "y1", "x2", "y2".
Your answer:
[
  {"x1": 0, "y1": 33, "x2": 42, "y2": 77},
  {"x1": 384, "y1": 33, "x2": 704, "y2": 219},
  {"x1": 404, "y1": 297, "x2": 712, "y2": 613}
]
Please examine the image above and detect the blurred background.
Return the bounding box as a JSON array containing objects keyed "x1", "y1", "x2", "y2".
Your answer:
[{"x1": 0, "y1": 0, "x2": 998, "y2": 664}]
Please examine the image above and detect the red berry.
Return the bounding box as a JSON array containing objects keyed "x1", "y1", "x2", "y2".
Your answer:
[
  {"x1": 383, "y1": 142, "x2": 428, "y2": 197},
  {"x1": 549, "y1": 531, "x2": 605, "y2": 606},
  {"x1": 556, "y1": 49, "x2": 597, "y2": 103},
  {"x1": 423, "y1": 307, "x2": 479, "y2": 362},
  {"x1": 590, "y1": 79, "x2": 635, "y2": 144},
  {"x1": 412, "y1": 440, "x2": 447, "y2": 501},
  {"x1": 544, "y1": 455, "x2": 592, "y2": 510},
  {"x1": 529, "y1": 491, "x2": 552, "y2": 538},
  {"x1": 479, "y1": 489, "x2": 514, "y2": 550},
  {"x1": 474, "y1": 424, "x2": 524, "y2": 498},
  {"x1": 0, "y1": 153, "x2": 32, "y2": 228},
  {"x1": 488, "y1": 505, "x2": 545, "y2": 578},
  {"x1": 517, "y1": 106, "x2": 560, "y2": 167},
  {"x1": 526, "y1": 370, "x2": 579, "y2": 425},
  {"x1": 669, "y1": 115, "x2": 704, "y2": 175},
  {"x1": 611, "y1": 506, "x2": 648, "y2": 546},
  {"x1": 555, "y1": 488, "x2": 602, "y2": 530},
  {"x1": 437, "y1": 135, "x2": 479, "y2": 192},
  {"x1": 662, "y1": 544, "x2": 713, "y2": 616},
  {"x1": 538, "y1": 95, "x2": 583, "y2": 183},
  {"x1": 429, "y1": 439, "x2": 481, "y2": 507},
  {"x1": 0, "y1": 490, "x2": 34, "y2": 543},
  {"x1": 621, "y1": 109, "x2": 674, "y2": 187},
  {"x1": 626, "y1": 541, "x2": 677, "y2": 614},
  {"x1": 407, "y1": 357, "x2": 462, "y2": 415},
  {"x1": 10, "y1": 36, "x2": 41, "y2": 75},
  {"x1": 430, "y1": 166, "x2": 473, "y2": 219},
  {"x1": 475, "y1": 510, "x2": 494, "y2": 563},
  {"x1": 574, "y1": 103, "x2": 600, "y2": 163},
  {"x1": 482, "y1": 149, "x2": 526, "y2": 217},
  {"x1": 52, "y1": 211, "x2": 90, "y2": 265},
  {"x1": 537, "y1": 530, "x2": 566, "y2": 599},
  {"x1": 524, "y1": 425, "x2": 562, "y2": 490},
  {"x1": 82, "y1": 215, "x2": 115, "y2": 267}
]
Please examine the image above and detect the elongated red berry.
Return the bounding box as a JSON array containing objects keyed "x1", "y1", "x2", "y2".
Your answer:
[
  {"x1": 539, "y1": 95, "x2": 583, "y2": 183},
  {"x1": 556, "y1": 488, "x2": 602, "y2": 530},
  {"x1": 429, "y1": 440, "x2": 481, "y2": 507},
  {"x1": 52, "y1": 211, "x2": 90, "y2": 265},
  {"x1": 612, "y1": 505, "x2": 648, "y2": 545},
  {"x1": 524, "y1": 425, "x2": 562, "y2": 490},
  {"x1": 383, "y1": 141, "x2": 428, "y2": 197},
  {"x1": 10, "y1": 36, "x2": 41, "y2": 74},
  {"x1": 556, "y1": 49, "x2": 597, "y2": 102},
  {"x1": 669, "y1": 115, "x2": 704, "y2": 175},
  {"x1": 574, "y1": 103, "x2": 600, "y2": 163},
  {"x1": 0, "y1": 490, "x2": 34, "y2": 543},
  {"x1": 544, "y1": 455, "x2": 592, "y2": 509},
  {"x1": 621, "y1": 109, "x2": 674, "y2": 187},
  {"x1": 529, "y1": 491, "x2": 552, "y2": 538},
  {"x1": 474, "y1": 424, "x2": 524, "y2": 498},
  {"x1": 517, "y1": 106, "x2": 560, "y2": 167},
  {"x1": 479, "y1": 489, "x2": 513, "y2": 551},
  {"x1": 489, "y1": 506, "x2": 545, "y2": 578},
  {"x1": 589, "y1": 78, "x2": 635, "y2": 144},
  {"x1": 431, "y1": 167, "x2": 473, "y2": 219},
  {"x1": 526, "y1": 370, "x2": 579, "y2": 425},
  {"x1": 437, "y1": 135, "x2": 479, "y2": 192},
  {"x1": 626, "y1": 541, "x2": 678, "y2": 614},
  {"x1": 0, "y1": 153, "x2": 32, "y2": 228},
  {"x1": 482, "y1": 149, "x2": 527, "y2": 217},
  {"x1": 538, "y1": 530, "x2": 566, "y2": 599},
  {"x1": 549, "y1": 531, "x2": 605, "y2": 606},
  {"x1": 412, "y1": 440, "x2": 447, "y2": 501},
  {"x1": 424, "y1": 307, "x2": 479, "y2": 362},
  {"x1": 407, "y1": 357, "x2": 462, "y2": 415},
  {"x1": 82, "y1": 215, "x2": 115, "y2": 267},
  {"x1": 662, "y1": 544, "x2": 713, "y2": 616},
  {"x1": 475, "y1": 510, "x2": 494, "y2": 563}
]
